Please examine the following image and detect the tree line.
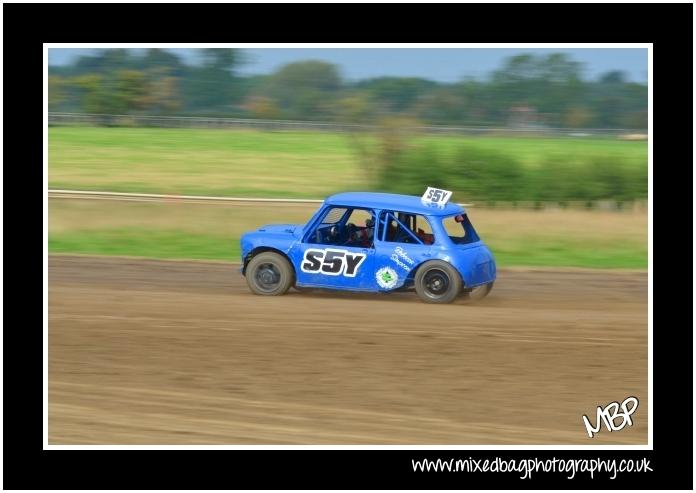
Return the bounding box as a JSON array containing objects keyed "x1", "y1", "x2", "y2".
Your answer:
[{"x1": 49, "y1": 49, "x2": 647, "y2": 129}]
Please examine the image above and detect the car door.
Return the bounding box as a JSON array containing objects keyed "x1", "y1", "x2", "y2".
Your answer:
[
  {"x1": 292, "y1": 206, "x2": 376, "y2": 291},
  {"x1": 372, "y1": 211, "x2": 435, "y2": 290}
]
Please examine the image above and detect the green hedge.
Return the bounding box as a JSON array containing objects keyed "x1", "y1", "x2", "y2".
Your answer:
[{"x1": 378, "y1": 144, "x2": 647, "y2": 204}]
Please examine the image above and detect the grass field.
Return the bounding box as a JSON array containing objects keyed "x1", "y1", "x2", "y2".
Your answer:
[
  {"x1": 49, "y1": 127, "x2": 648, "y2": 199},
  {"x1": 48, "y1": 199, "x2": 648, "y2": 269},
  {"x1": 48, "y1": 127, "x2": 648, "y2": 268}
]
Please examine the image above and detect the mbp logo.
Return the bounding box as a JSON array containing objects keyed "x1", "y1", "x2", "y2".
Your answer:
[
  {"x1": 301, "y1": 248, "x2": 366, "y2": 277},
  {"x1": 582, "y1": 396, "x2": 639, "y2": 438}
]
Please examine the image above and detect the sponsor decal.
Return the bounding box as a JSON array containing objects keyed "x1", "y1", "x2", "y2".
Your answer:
[
  {"x1": 376, "y1": 266, "x2": 399, "y2": 289},
  {"x1": 390, "y1": 246, "x2": 415, "y2": 271},
  {"x1": 394, "y1": 246, "x2": 415, "y2": 264},
  {"x1": 301, "y1": 248, "x2": 366, "y2": 277}
]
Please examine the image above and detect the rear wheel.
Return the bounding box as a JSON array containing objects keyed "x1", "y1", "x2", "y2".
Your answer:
[
  {"x1": 464, "y1": 281, "x2": 494, "y2": 302},
  {"x1": 245, "y1": 252, "x2": 294, "y2": 296},
  {"x1": 414, "y1": 260, "x2": 462, "y2": 304}
]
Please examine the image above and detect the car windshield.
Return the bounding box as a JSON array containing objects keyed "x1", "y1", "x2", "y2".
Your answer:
[
  {"x1": 321, "y1": 207, "x2": 348, "y2": 225},
  {"x1": 442, "y1": 213, "x2": 480, "y2": 245}
]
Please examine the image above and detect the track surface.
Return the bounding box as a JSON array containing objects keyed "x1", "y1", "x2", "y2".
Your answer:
[{"x1": 49, "y1": 255, "x2": 648, "y2": 444}]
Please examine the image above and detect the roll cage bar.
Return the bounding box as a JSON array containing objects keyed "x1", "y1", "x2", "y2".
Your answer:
[
  {"x1": 378, "y1": 211, "x2": 425, "y2": 245},
  {"x1": 303, "y1": 205, "x2": 433, "y2": 246}
]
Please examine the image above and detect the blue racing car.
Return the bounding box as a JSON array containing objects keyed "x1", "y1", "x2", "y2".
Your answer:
[{"x1": 240, "y1": 187, "x2": 496, "y2": 303}]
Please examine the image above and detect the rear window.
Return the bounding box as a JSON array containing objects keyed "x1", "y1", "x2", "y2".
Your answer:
[{"x1": 442, "y1": 214, "x2": 479, "y2": 244}]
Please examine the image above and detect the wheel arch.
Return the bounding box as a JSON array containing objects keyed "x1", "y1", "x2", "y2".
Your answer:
[
  {"x1": 243, "y1": 247, "x2": 295, "y2": 277},
  {"x1": 409, "y1": 258, "x2": 466, "y2": 287}
]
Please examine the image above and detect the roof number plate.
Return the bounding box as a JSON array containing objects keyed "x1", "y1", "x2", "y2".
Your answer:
[{"x1": 421, "y1": 187, "x2": 452, "y2": 206}]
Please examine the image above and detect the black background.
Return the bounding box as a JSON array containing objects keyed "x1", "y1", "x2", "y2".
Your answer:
[{"x1": 3, "y1": 2, "x2": 692, "y2": 489}]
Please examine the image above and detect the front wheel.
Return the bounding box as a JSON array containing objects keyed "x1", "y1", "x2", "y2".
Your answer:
[
  {"x1": 414, "y1": 260, "x2": 462, "y2": 304},
  {"x1": 245, "y1": 252, "x2": 294, "y2": 296},
  {"x1": 293, "y1": 286, "x2": 316, "y2": 294}
]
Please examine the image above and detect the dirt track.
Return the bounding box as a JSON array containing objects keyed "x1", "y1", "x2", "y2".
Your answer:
[{"x1": 48, "y1": 255, "x2": 648, "y2": 445}]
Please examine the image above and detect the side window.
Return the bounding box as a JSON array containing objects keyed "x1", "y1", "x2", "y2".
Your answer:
[
  {"x1": 345, "y1": 208, "x2": 373, "y2": 227},
  {"x1": 308, "y1": 207, "x2": 376, "y2": 246},
  {"x1": 380, "y1": 211, "x2": 435, "y2": 245},
  {"x1": 344, "y1": 209, "x2": 376, "y2": 247},
  {"x1": 412, "y1": 214, "x2": 435, "y2": 245}
]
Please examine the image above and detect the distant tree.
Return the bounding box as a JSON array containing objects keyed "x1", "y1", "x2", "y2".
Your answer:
[
  {"x1": 492, "y1": 54, "x2": 539, "y2": 84},
  {"x1": 354, "y1": 77, "x2": 437, "y2": 114},
  {"x1": 413, "y1": 87, "x2": 467, "y2": 124},
  {"x1": 71, "y1": 54, "x2": 107, "y2": 74},
  {"x1": 71, "y1": 69, "x2": 149, "y2": 114},
  {"x1": 490, "y1": 53, "x2": 586, "y2": 124},
  {"x1": 599, "y1": 70, "x2": 626, "y2": 84},
  {"x1": 590, "y1": 72, "x2": 646, "y2": 128},
  {"x1": 336, "y1": 94, "x2": 373, "y2": 123},
  {"x1": 563, "y1": 106, "x2": 594, "y2": 128},
  {"x1": 621, "y1": 110, "x2": 648, "y2": 129},
  {"x1": 73, "y1": 73, "x2": 107, "y2": 113},
  {"x1": 181, "y1": 49, "x2": 244, "y2": 113},
  {"x1": 244, "y1": 96, "x2": 281, "y2": 119},
  {"x1": 540, "y1": 53, "x2": 583, "y2": 84},
  {"x1": 145, "y1": 75, "x2": 181, "y2": 114},
  {"x1": 257, "y1": 60, "x2": 342, "y2": 120},
  {"x1": 200, "y1": 49, "x2": 242, "y2": 73},
  {"x1": 97, "y1": 48, "x2": 132, "y2": 71},
  {"x1": 143, "y1": 49, "x2": 185, "y2": 76},
  {"x1": 451, "y1": 79, "x2": 494, "y2": 125},
  {"x1": 112, "y1": 70, "x2": 149, "y2": 112},
  {"x1": 48, "y1": 75, "x2": 67, "y2": 110},
  {"x1": 47, "y1": 50, "x2": 647, "y2": 128}
]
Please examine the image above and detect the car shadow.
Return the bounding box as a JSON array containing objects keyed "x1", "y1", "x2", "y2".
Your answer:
[{"x1": 285, "y1": 287, "x2": 497, "y2": 306}]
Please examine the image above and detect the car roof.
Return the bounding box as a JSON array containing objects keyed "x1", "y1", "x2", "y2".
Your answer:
[{"x1": 324, "y1": 192, "x2": 465, "y2": 216}]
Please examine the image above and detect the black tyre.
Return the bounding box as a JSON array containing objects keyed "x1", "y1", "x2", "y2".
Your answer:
[
  {"x1": 245, "y1": 252, "x2": 294, "y2": 296},
  {"x1": 414, "y1": 260, "x2": 462, "y2": 304},
  {"x1": 464, "y1": 281, "x2": 494, "y2": 302}
]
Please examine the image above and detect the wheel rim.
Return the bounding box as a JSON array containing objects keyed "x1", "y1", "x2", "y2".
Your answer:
[
  {"x1": 254, "y1": 262, "x2": 281, "y2": 292},
  {"x1": 423, "y1": 269, "x2": 450, "y2": 297}
]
